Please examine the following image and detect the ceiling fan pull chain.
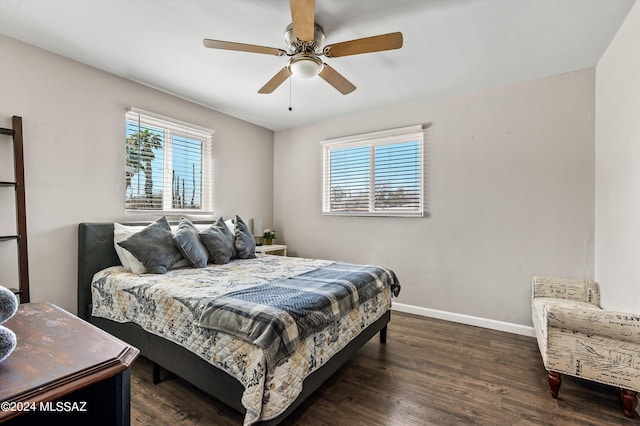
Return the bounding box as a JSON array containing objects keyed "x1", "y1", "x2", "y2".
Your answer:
[{"x1": 289, "y1": 77, "x2": 293, "y2": 111}]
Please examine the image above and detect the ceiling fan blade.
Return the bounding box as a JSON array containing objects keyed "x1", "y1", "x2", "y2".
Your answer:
[
  {"x1": 323, "y1": 32, "x2": 403, "y2": 58},
  {"x1": 258, "y1": 67, "x2": 292, "y2": 94},
  {"x1": 290, "y1": 0, "x2": 315, "y2": 42},
  {"x1": 318, "y1": 64, "x2": 356, "y2": 95},
  {"x1": 203, "y1": 39, "x2": 286, "y2": 56}
]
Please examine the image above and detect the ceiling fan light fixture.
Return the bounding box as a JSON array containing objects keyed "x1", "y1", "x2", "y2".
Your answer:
[{"x1": 288, "y1": 53, "x2": 323, "y2": 79}]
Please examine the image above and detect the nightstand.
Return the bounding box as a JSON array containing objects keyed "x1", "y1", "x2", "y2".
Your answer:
[
  {"x1": 255, "y1": 244, "x2": 287, "y2": 256},
  {"x1": 0, "y1": 303, "x2": 139, "y2": 425}
]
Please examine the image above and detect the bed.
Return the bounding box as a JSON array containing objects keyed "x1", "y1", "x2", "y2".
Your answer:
[{"x1": 77, "y1": 221, "x2": 400, "y2": 425}]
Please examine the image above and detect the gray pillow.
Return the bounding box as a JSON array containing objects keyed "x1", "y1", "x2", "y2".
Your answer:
[
  {"x1": 117, "y1": 217, "x2": 184, "y2": 274},
  {"x1": 234, "y1": 215, "x2": 256, "y2": 259},
  {"x1": 200, "y1": 217, "x2": 235, "y2": 264},
  {"x1": 173, "y1": 218, "x2": 209, "y2": 268}
]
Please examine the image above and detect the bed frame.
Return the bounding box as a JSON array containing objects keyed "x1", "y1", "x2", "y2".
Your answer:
[{"x1": 77, "y1": 222, "x2": 391, "y2": 424}]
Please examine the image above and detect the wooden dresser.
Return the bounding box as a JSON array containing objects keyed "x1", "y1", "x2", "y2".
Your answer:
[{"x1": 0, "y1": 303, "x2": 139, "y2": 425}]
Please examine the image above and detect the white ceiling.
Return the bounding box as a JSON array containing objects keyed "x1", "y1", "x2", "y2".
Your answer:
[{"x1": 0, "y1": 0, "x2": 635, "y2": 131}]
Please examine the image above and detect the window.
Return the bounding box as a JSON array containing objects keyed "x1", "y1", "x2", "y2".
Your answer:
[
  {"x1": 322, "y1": 125, "x2": 424, "y2": 217},
  {"x1": 125, "y1": 108, "x2": 213, "y2": 213}
]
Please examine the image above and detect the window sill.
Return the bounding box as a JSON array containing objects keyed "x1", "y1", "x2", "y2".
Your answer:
[
  {"x1": 322, "y1": 211, "x2": 423, "y2": 218},
  {"x1": 125, "y1": 209, "x2": 216, "y2": 220}
]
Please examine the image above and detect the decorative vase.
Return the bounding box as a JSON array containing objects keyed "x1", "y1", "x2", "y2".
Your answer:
[
  {"x1": 265, "y1": 239, "x2": 273, "y2": 245},
  {"x1": 0, "y1": 326, "x2": 16, "y2": 363},
  {"x1": 0, "y1": 285, "x2": 18, "y2": 363}
]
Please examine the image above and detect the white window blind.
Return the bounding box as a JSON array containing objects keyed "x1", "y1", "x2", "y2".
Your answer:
[
  {"x1": 125, "y1": 108, "x2": 214, "y2": 213},
  {"x1": 322, "y1": 125, "x2": 424, "y2": 217}
]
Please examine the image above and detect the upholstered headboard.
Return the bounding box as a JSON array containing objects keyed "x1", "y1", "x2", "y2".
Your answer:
[{"x1": 77, "y1": 223, "x2": 121, "y2": 321}]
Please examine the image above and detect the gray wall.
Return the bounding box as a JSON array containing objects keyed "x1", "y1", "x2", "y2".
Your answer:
[
  {"x1": 595, "y1": 1, "x2": 640, "y2": 313},
  {"x1": 274, "y1": 69, "x2": 596, "y2": 328},
  {"x1": 0, "y1": 35, "x2": 274, "y2": 314},
  {"x1": 3, "y1": 28, "x2": 623, "y2": 329}
]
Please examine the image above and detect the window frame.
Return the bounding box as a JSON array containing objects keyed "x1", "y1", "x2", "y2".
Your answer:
[
  {"x1": 125, "y1": 108, "x2": 214, "y2": 215},
  {"x1": 321, "y1": 125, "x2": 425, "y2": 217}
]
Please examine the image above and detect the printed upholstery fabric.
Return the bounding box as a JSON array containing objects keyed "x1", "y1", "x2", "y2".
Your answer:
[{"x1": 532, "y1": 276, "x2": 640, "y2": 393}]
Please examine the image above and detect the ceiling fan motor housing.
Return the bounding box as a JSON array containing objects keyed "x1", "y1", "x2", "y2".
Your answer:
[
  {"x1": 284, "y1": 23, "x2": 325, "y2": 54},
  {"x1": 284, "y1": 23, "x2": 326, "y2": 79}
]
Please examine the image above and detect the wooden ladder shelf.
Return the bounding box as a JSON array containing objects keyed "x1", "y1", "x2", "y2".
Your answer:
[{"x1": 1, "y1": 116, "x2": 30, "y2": 303}]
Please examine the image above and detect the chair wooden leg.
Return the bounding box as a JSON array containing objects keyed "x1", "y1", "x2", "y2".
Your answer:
[
  {"x1": 548, "y1": 371, "x2": 561, "y2": 399},
  {"x1": 621, "y1": 389, "x2": 638, "y2": 419}
]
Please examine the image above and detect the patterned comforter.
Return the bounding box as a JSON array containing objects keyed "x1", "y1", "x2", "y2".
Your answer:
[{"x1": 91, "y1": 255, "x2": 397, "y2": 425}]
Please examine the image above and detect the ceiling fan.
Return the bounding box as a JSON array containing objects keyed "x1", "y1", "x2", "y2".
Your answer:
[{"x1": 203, "y1": 0, "x2": 403, "y2": 95}]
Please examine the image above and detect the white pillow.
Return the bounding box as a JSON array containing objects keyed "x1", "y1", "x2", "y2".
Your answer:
[
  {"x1": 192, "y1": 219, "x2": 235, "y2": 234},
  {"x1": 225, "y1": 218, "x2": 235, "y2": 234},
  {"x1": 114, "y1": 223, "x2": 147, "y2": 273},
  {"x1": 193, "y1": 223, "x2": 213, "y2": 232}
]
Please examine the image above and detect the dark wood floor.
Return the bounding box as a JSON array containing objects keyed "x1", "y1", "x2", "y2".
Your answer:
[{"x1": 130, "y1": 311, "x2": 638, "y2": 425}]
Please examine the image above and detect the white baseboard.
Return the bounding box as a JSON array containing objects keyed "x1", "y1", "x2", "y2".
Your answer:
[{"x1": 391, "y1": 302, "x2": 535, "y2": 338}]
